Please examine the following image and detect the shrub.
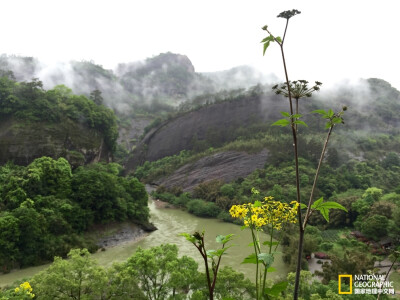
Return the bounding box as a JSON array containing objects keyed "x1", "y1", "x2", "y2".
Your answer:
[{"x1": 186, "y1": 199, "x2": 221, "y2": 217}]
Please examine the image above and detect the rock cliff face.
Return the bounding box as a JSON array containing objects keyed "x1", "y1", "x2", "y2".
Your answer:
[
  {"x1": 0, "y1": 117, "x2": 111, "y2": 167},
  {"x1": 125, "y1": 92, "x2": 284, "y2": 170},
  {"x1": 155, "y1": 150, "x2": 269, "y2": 191}
]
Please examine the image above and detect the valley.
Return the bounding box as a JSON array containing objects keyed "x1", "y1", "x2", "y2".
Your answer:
[{"x1": 0, "y1": 52, "x2": 399, "y2": 298}]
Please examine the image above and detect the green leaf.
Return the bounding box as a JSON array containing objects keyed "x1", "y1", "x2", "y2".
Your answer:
[
  {"x1": 216, "y1": 234, "x2": 235, "y2": 244},
  {"x1": 276, "y1": 36, "x2": 282, "y2": 43},
  {"x1": 206, "y1": 249, "x2": 217, "y2": 258},
  {"x1": 257, "y1": 253, "x2": 274, "y2": 267},
  {"x1": 312, "y1": 109, "x2": 327, "y2": 115},
  {"x1": 262, "y1": 241, "x2": 279, "y2": 246},
  {"x1": 293, "y1": 120, "x2": 308, "y2": 127},
  {"x1": 272, "y1": 119, "x2": 290, "y2": 127},
  {"x1": 280, "y1": 111, "x2": 290, "y2": 117},
  {"x1": 241, "y1": 253, "x2": 258, "y2": 264},
  {"x1": 263, "y1": 41, "x2": 270, "y2": 56},
  {"x1": 300, "y1": 203, "x2": 307, "y2": 209},
  {"x1": 332, "y1": 117, "x2": 342, "y2": 124},
  {"x1": 207, "y1": 248, "x2": 230, "y2": 258},
  {"x1": 318, "y1": 201, "x2": 348, "y2": 212},
  {"x1": 216, "y1": 247, "x2": 230, "y2": 256},
  {"x1": 179, "y1": 233, "x2": 196, "y2": 243},
  {"x1": 311, "y1": 197, "x2": 324, "y2": 209},
  {"x1": 264, "y1": 281, "x2": 288, "y2": 297},
  {"x1": 311, "y1": 198, "x2": 347, "y2": 222},
  {"x1": 319, "y1": 207, "x2": 330, "y2": 222},
  {"x1": 261, "y1": 35, "x2": 274, "y2": 43},
  {"x1": 216, "y1": 235, "x2": 224, "y2": 243},
  {"x1": 328, "y1": 109, "x2": 334, "y2": 118},
  {"x1": 253, "y1": 200, "x2": 262, "y2": 207},
  {"x1": 267, "y1": 267, "x2": 276, "y2": 272},
  {"x1": 325, "y1": 122, "x2": 332, "y2": 129},
  {"x1": 261, "y1": 37, "x2": 269, "y2": 43}
]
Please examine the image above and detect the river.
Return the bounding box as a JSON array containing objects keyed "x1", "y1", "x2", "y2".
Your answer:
[{"x1": 0, "y1": 192, "x2": 288, "y2": 287}]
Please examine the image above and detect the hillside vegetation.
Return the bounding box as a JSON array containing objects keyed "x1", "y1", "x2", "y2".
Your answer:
[{"x1": 0, "y1": 75, "x2": 118, "y2": 166}]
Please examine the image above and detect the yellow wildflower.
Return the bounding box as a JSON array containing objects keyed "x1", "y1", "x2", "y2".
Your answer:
[{"x1": 229, "y1": 195, "x2": 299, "y2": 230}]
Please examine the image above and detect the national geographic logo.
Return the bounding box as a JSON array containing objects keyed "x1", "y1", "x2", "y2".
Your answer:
[
  {"x1": 338, "y1": 274, "x2": 395, "y2": 295},
  {"x1": 338, "y1": 275, "x2": 352, "y2": 294}
]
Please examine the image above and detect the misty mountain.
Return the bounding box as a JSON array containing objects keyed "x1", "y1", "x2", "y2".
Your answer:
[
  {"x1": 0, "y1": 55, "x2": 39, "y2": 81},
  {"x1": 116, "y1": 52, "x2": 215, "y2": 101},
  {"x1": 0, "y1": 53, "x2": 270, "y2": 117},
  {"x1": 126, "y1": 77, "x2": 400, "y2": 174},
  {"x1": 202, "y1": 65, "x2": 277, "y2": 90}
]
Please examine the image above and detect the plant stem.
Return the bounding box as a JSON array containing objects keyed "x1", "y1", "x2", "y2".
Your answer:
[
  {"x1": 294, "y1": 228, "x2": 305, "y2": 300},
  {"x1": 303, "y1": 125, "x2": 334, "y2": 227},
  {"x1": 251, "y1": 227, "x2": 260, "y2": 299},
  {"x1": 211, "y1": 244, "x2": 224, "y2": 293},
  {"x1": 197, "y1": 238, "x2": 213, "y2": 300},
  {"x1": 262, "y1": 228, "x2": 274, "y2": 299},
  {"x1": 377, "y1": 251, "x2": 399, "y2": 300},
  {"x1": 278, "y1": 25, "x2": 303, "y2": 300}
]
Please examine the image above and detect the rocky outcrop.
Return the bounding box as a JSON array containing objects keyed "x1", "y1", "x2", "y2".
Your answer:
[
  {"x1": 117, "y1": 117, "x2": 152, "y2": 151},
  {"x1": 0, "y1": 117, "x2": 111, "y2": 167},
  {"x1": 154, "y1": 150, "x2": 269, "y2": 191},
  {"x1": 125, "y1": 91, "x2": 284, "y2": 170}
]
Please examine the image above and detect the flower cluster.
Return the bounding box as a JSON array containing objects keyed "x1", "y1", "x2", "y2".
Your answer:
[
  {"x1": 272, "y1": 80, "x2": 322, "y2": 100},
  {"x1": 277, "y1": 9, "x2": 301, "y2": 20},
  {"x1": 230, "y1": 196, "x2": 299, "y2": 230},
  {"x1": 14, "y1": 282, "x2": 34, "y2": 298}
]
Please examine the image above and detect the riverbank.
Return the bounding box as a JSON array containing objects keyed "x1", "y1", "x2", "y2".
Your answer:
[
  {"x1": 87, "y1": 222, "x2": 148, "y2": 250},
  {"x1": 0, "y1": 194, "x2": 288, "y2": 288}
]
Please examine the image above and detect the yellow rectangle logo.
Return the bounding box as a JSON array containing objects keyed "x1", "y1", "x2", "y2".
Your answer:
[{"x1": 338, "y1": 275, "x2": 352, "y2": 294}]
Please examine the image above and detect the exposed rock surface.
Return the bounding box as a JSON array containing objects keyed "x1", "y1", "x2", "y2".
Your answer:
[
  {"x1": 117, "y1": 117, "x2": 152, "y2": 151},
  {"x1": 155, "y1": 150, "x2": 269, "y2": 191},
  {"x1": 0, "y1": 117, "x2": 111, "y2": 166},
  {"x1": 126, "y1": 93, "x2": 284, "y2": 170},
  {"x1": 96, "y1": 223, "x2": 146, "y2": 249}
]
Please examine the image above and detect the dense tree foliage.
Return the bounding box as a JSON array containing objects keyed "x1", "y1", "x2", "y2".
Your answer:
[
  {"x1": 2, "y1": 248, "x2": 388, "y2": 299},
  {"x1": 0, "y1": 245, "x2": 257, "y2": 299},
  {"x1": 0, "y1": 76, "x2": 118, "y2": 150},
  {"x1": 0, "y1": 157, "x2": 148, "y2": 270}
]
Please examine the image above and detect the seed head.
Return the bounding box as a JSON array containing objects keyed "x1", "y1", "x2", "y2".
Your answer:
[{"x1": 277, "y1": 9, "x2": 301, "y2": 19}]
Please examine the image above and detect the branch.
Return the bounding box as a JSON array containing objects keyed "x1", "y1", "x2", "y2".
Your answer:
[{"x1": 303, "y1": 125, "x2": 334, "y2": 228}]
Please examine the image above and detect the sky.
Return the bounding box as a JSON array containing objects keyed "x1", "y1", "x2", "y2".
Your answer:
[{"x1": 2, "y1": 0, "x2": 400, "y2": 90}]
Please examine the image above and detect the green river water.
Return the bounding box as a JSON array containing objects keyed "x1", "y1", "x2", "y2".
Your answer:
[{"x1": 0, "y1": 193, "x2": 288, "y2": 287}]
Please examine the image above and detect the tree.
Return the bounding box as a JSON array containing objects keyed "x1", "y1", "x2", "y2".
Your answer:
[
  {"x1": 90, "y1": 89, "x2": 103, "y2": 105},
  {"x1": 316, "y1": 249, "x2": 374, "y2": 284},
  {"x1": 361, "y1": 215, "x2": 389, "y2": 240},
  {"x1": 13, "y1": 200, "x2": 45, "y2": 266},
  {"x1": 25, "y1": 157, "x2": 72, "y2": 199},
  {"x1": 362, "y1": 187, "x2": 382, "y2": 203},
  {"x1": 125, "y1": 244, "x2": 198, "y2": 300},
  {"x1": 213, "y1": 266, "x2": 255, "y2": 299},
  {"x1": 381, "y1": 152, "x2": 400, "y2": 169},
  {"x1": 0, "y1": 213, "x2": 20, "y2": 271},
  {"x1": 31, "y1": 248, "x2": 108, "y2": 299},
  {"x1": 105, "y1": 262, "x2": 147, "y2": 299}
]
